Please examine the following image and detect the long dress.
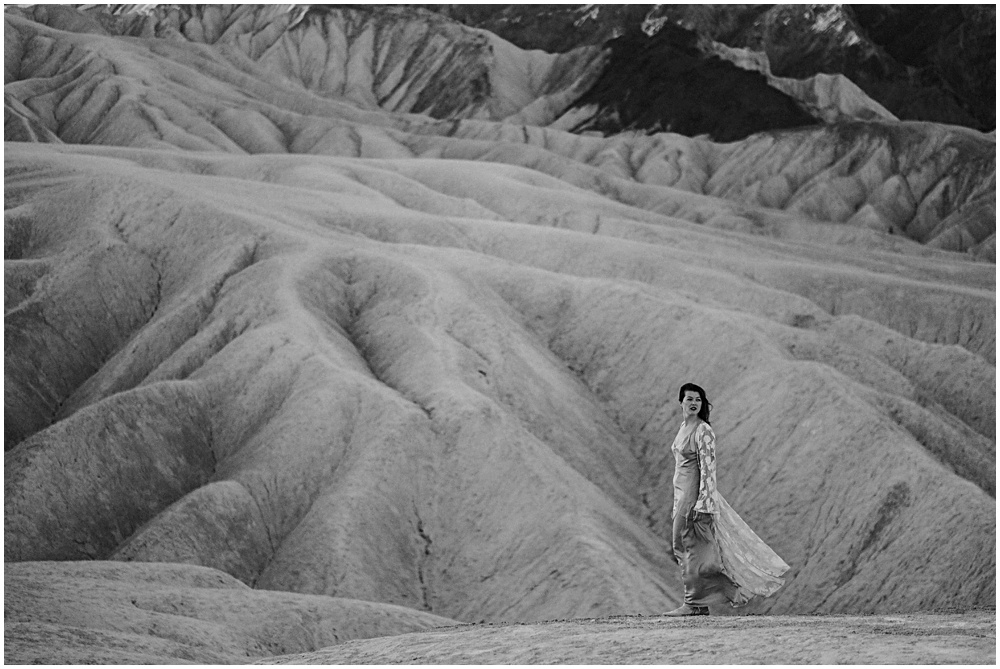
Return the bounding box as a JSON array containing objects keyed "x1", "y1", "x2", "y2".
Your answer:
[{"x1": 671, "y1": 419, "x2": 789, "y2": 607}]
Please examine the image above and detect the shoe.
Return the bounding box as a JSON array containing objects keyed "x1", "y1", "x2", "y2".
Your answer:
[{"x1": 664, "y1": 604, "x2": 709, "y2": 617}]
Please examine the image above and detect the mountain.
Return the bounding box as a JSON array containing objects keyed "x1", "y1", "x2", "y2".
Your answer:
[
  {"x1": 425, "y1": 3, "x2": 996, "y2": 132},
  {"x1": 4, "y1": 4, "x2": 995, "y2": 664}
]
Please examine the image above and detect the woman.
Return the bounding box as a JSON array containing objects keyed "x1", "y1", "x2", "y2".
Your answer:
[{"x1": 665, "y1": 382, "x2": 789, "y2": 617}]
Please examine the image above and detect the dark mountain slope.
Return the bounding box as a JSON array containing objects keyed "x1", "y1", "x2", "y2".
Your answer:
[
  {"x1": 423, "y1": 3, "x2": 995, "y2": 132},
  {"x1": 566, "y1": 24, "x2": 819, "y2": 140}
]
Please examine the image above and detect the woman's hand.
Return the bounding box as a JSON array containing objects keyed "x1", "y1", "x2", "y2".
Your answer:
[{"x1": 688, "y1": 509, "x2": 714, "y2": 524}]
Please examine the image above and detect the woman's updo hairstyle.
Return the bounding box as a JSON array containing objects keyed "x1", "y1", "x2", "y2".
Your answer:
[{"x1": 678, "y1": 382, "x2": 712, "y2": 424}]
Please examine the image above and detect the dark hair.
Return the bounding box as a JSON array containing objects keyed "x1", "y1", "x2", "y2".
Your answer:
[{"x1": 678, "y1": 382, "x2": 712, "y2": 424}]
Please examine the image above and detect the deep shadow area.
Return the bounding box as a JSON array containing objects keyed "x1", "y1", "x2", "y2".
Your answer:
[{"x1": 567, "y1": 25, "x2": 818, "y2": 141}]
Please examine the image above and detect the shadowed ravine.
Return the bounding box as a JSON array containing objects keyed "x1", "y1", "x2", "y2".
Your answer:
[{"x1": 4, "y1": 4, "x2": 995, "y2": 664}]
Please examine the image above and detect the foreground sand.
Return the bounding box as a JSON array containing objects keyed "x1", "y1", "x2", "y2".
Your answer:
[
  {"x1": 6, "y1": 560, "x2": 991, "y2": 665},
  {"x1": 271, "y1": 611, "x2": 995, "y2": 665}
]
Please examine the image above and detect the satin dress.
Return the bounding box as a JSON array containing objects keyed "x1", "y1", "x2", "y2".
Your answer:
[{"x1": 671, "y1": 419, "x2": 789, "y2": 607}]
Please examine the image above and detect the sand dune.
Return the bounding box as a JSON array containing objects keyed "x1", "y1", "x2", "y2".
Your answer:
[{"x1": 4, "y1": 4, "x2": 995, "y2": 663}]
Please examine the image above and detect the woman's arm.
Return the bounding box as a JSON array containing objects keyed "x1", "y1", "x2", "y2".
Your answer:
[{"x1": 693, "y1": 423, "x2": 718, "y2": 514}]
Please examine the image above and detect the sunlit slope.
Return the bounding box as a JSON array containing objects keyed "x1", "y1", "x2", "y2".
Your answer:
[
  {"x1": 3, "y1": 2, "x2": 995, "y2": 636},
  {"x1": 5, "y1": 6, "x2": 994, "y2": 263},
  {"x1": 5, "y1": 141, "x2": 994, "y2": 619},
  {"x1": 5, "y1": 4, "x2": 607, "y2": 127}
]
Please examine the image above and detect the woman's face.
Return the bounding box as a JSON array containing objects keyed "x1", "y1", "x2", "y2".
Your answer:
[{"x1": 681, "y1": 390, "x2": 702, "y2": 418}]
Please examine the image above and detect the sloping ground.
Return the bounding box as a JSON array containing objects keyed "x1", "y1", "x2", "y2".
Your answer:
[
  {"x1": 3, "y1": 4, "x2": 996, "y2": 661},
  {"x1": 5, "y1": 7, "x2": 993, "y2": 259},
  {"x1": 10, "y1": 4, "x2": 607, "y2": 125},
  {"x1": 272, "y1": 612, "x2": 996, "y2": 665},
  {"x1": 4, "y1": 561, "x2": 457, "y2": 664},
  {"x1": 705, "y1": 39, "x2": 899, "y2": 124},
  {"x1": 6, "y1": 561, "x2": 993, "y2": 665},
  {"x1": 560, "y1": 24, "x2": 818, "y2": 141},
  {"x1": 419, "y1": 4, "x2": 995, "y2": 132},
  {"x1": 647, "y1": 4, "x2": 993, "y2": 131}
]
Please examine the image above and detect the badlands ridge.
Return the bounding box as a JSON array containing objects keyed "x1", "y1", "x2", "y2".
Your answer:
[{"x1": 4, "y1": 4, "x2": 995, "y2": 664}]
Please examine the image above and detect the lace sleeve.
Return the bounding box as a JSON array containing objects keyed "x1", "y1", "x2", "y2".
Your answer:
[{"x1": 694, "y1": 423, "x2": 718, "y2": 514}]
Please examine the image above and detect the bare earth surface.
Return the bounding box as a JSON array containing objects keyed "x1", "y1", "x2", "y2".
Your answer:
[
  {"x1": 4, "y1": 5, "x2": 996, "y2": 664},
  {"x1": 6, "y1": 562, "x2": 993, "y2": 664},
  {"x1": 271, "y1": 611, "x2": 996, "y2": 665}
]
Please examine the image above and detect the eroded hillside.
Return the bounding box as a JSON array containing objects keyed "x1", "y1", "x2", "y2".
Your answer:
[{"x1": 4, "y1": 4, "x2": 996, "y2": 663}]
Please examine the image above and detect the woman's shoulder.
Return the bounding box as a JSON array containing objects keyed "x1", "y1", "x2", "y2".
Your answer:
[{"x1": 695, "y1": 421, "x2": 715, "y2": 437}]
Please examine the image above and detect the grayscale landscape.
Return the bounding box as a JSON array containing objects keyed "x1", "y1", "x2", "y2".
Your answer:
[{"x1": 4, "y1": 4, "x2": 995, "y2": 664}]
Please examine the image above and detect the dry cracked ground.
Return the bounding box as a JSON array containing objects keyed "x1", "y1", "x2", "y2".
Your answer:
[{"x1": 4, "y1": 4, "x2": 996, "y2": 664}]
